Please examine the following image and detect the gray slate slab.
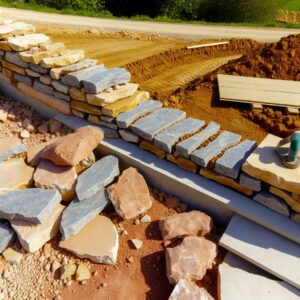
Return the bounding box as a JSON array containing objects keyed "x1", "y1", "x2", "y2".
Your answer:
[
  {"x1": 191, "y1": 131, "x2": 241, "y2": 167},
  {"x1": 33, "y1": 80, "x2": 54, "y2": 95},
  {"x1": 5, "y1": 52, "x2": 28, "y2": 68},
  {"x1": 175, "y1": 121, "x2": 219, "y2": 159},
  {"x1": 82, "y1": 67, "x2": 131, "y2": 94},
  {"x1": 239, "y1": 173, "x2": 261, "y2": 192},
  {"x1": 14, "y1": 73, "x2": 32, "y2": 86},
  {"x1": 76, "y1": 155, "x2": 119, "y2": 201},
  {"x1": 60, "y1": 189, "x2": 109, "y2": 240},
  {"x1": 0, "y1": 139, "x2": 25, "y2": 162},
  {"x1": 119, "y1": 129, "x2": 140, "y2": 143},
  {"x1": 59, "y1": 59, "x2": 97, "y2": 74},
  {"x1": 29, "y1": 63, "x2": 48, "y2": 74},
  {"x1": 215, "y1": 140, "x2": 257, "y2": 179},
  {"x1": 253, "y1": 191, "x2": 290, "y2": 217},
  {"x1": 131, "y1": 108, "x2": 186, "y2": 141},
  {"x1": 153, "y1": 118, "x2": 205, "y2": 153},
  {"x1": 0, "y1": 189, "x2": 61, "y2": 224},
  {"x1": 53, "y1": 90, "x2": 70, "y2": 102},
  {"x1": 116, "y1": 100, "x2": 163, "y2": 129},
  {"x1": 61, "y1": 65, "x2": 106, "y2": 88},
  {"x1": 0, "y1": 222, "x2": 15, "y2": 253}
]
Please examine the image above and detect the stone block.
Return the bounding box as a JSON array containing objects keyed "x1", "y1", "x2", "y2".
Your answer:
[
  {"x1": 52, "y1": 80, "x2": 69, "y2": 94},
  {"x1": 154, "y1": 118, "x2": 205, "y2": 153},
  {"x1": 2, "y1": 60, "x2": 25, "y2": 75},
  {"x1": 0, "y1": 222, "x2": 15, "y2": 253},
  {"x1": 70, "y1": 87, "x2": 86, "y2": 101},
  {"x1": 0, "y1": 188, "x2": 61, "y2": 224},
  {"x1": 29, "y1": 63, "x2": 48, "y2": 74},
  {"x1": 41, "y1": 50, "x2": 85, "y2": 68},
  {"x1": 242, "y1": 134, "x2": 300, "y2": 195},
  {"x1": 25, "y1": 68, "x2": 40, "y2": 78},
  {"x1": 166, "y1": 154, "x2": 198, "y2": 173},
  {"x1": 191, "y1": 131, "x2": 241, "y2": 168},
  {"x1": 100, "y1": 116, "x2": 115, "y2": 123},
  {"x1": 82, "y1": 67, "x2": 131, "y2": 94},
  {"x1": 239, "y1": 173, "x2": 261, "y2": 192},
  {"x1": 175, "y1": 122, "x2": 219, "y2": 159},
  {"x1": 99, "y1": 120, "x2": 118, "y2": 130},
  {"x1": 102, "y1": 91, "x2": 150, "y2": 118},
  {"x1": 61, "y1": 65, "x2": 106, "y2": 88},
  {"x1": 0, "y1": 136, "x2": 25, "y2": 162},
  {"x1": 0, "y1": 41, "x2": 12, "y2": 51},
  {"x1": 71, "y1": 101, "x2": 102, "y2": 116},
  {"x1": 53, "y1": 90, "x2": 70, "y2": 102},
  {"x1": 40, "y1": 75, "x2": 52, "y2": 85},
  {"x1": 33, "y1": 80, "x2": 53, "y2": 95},
  {"x1": 87, "y1": 115, "x2": 101, "y2": 125},
  {"x1": 0, "y1": 22, "x2": 35, "y2": 39},
  {"x1": 7, "y1": 34, "x2": 50, "y2": 52},
  {"x1": 5, "y1": 51, "x2": 28, "y2": 68},
  {"x1": 86, "y1": 83, "x2": 139, "y2": 106},
  {"x1": 215, "y1": 140, "x2": 257, "y2": 179},
  {"x1": 200, "y1": 168, "x2": 254, "y2": 196},
  {"x1": 76, "y1": 155, "x2": 119, "y2": 201},
  {"x1": 253, "y1": 191, "x2": 290, "y2": 217},
  {"x1": 14, "y1": 74, "x2": 32, "y2": 86},
  {"x1": 72, "y1": 110, "x2": 86, "y2": 119},
  {"x1": 119, "y1": 129, "x2": 140, "y2": 143},
  {"x1": 270, "y1": 186, "x2": 300, "y2": 213},
  {"x1": 140, "y1": 140, "x2": 166, "y2": 159},
  {"x1": 60, "y1": 189, "x2": 109, "y2": 240}
]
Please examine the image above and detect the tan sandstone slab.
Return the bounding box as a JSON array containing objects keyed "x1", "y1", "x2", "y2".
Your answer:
[
  {"x1": 7, "y1": 34, "x2": 50, "y2": 52},
  {"x1": 140, "y1": 140, "x2": 166, "y2": 159},
  {"x1": 0, "y1": 41, "x2": 12, "y2": 51},
  {"x1": 107, "y1": 167, "x2": 152, "y2": 220},
  {"x1": 34, "y1": 160, "x2": 77, "y2": 201},
  {"x1": 0, "y1": 22, "x2": 35, "y2": 39},
  {"x1": 242, "y1": 134, "x2": 300, "y2": 195},
  {"x1": 11, "y1": 204, "x2": 64, "y2": 253},
  {"x1": 59, "y1": 215, "x2": 119, "y2": 264},
  {"x1": 159, "y1": 211, "x2": 213, "y2": 241},
  {"x1": 166, "y1": 236, "x2": 217, "y2": 284},
  {"x1": 0, "y1": 159, "x2": 34, "y2": 193},
  {"x1": 270, "y1": 186, "x2": 300, "y2": 213},
  {"x1": 70, "y1": 87, "x2": 86, "y2": 102},
  {"x1": 2, "y1": 60, "x2": 25, "y2": 75},
  {"x1": 167, "y1": 154, "x2": 198, "y2": 173},
  {"x1": 70, "y1": 101, "x2": 102, "y2": 116},
  {"x1": 40, "y1": 50, "x2": 84, "y2": 68}
]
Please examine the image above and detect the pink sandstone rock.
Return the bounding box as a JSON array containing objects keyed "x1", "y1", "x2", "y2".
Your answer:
[
  {"x1": 34, "y1": 160, "x2": 77, "y2": 201},
  {"x1": 107, "y1": 167, "x2": 152, "y2": 219},
  {"x1": 160, "y1": 211, "x2": 213, "y2": 241},
  {"x1": 41, "y1": 126, "x2": 103, "y2": 166},
  {"x1": 166, "y1": 236, "x2": 217, "y2": 284},
  {"x1": 169, "y1": 279, "x2": 214, "y2": 300}
]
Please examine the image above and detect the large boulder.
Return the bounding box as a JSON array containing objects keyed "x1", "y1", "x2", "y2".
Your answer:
[{"x1": 41, "y1": 126, "x2": 103, "y2": 166}]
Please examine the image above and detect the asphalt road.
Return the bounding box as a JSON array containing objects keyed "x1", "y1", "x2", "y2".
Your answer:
[{"x1": 1, "y1": 7, "x2": 299, "y2": 42}]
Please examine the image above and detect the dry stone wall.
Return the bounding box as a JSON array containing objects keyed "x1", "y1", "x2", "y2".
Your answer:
[{"x1": 0, "y1": 18, "x2": 300, "y2": 224}]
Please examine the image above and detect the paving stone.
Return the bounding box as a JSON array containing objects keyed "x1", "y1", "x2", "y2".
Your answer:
[
  {"x1": 34, "y1": 160, "x2": 77, "y2": 201},
  {"x1": 61, "y1": 65, "x2": 106, "y2": 88},
  {"x1": 239, "y1": 173, "x2": 261, "y2": 192},
  {"x1": 107, "y1": 167, "x2": 152, "y2": 219},
  {"x1": 0, "y1": 136, "x2": 25, "y2": 162},
  {"x1": 52, "y1": 80, "x2": 69, "y2": 94},
  {"x1": 166, "y1": 236, "x2": 217, "y2": 284},
  {"x1": 70, "y1": 87, "x2": 86, "y2": 101},
  {"x1": 7, "y1": 34, "x2": 50, "y2": 52},
  {"x1": 33, "y1": 80, "x2": 54, "y2": 95},
  {"x1": 2, "y1": 247, "x2": 23, "y2": 264},
  {"x1": 0, "y1": 159, "x2": 34, "y2": 193},
  {"x1": 29, "y1": 63, "x2": 48, "y2": 74},
  {"x1": 11, "y1": 204, "x2": 64, "y2": 253},
  {"x1": 131, "y1": 108, "x2": 186, "y2": 141},
  {"x1": 41, "y1": 49, "x2": 85, "y2": 68},
  {"x1": 270, "y1": 186, "x2": 300, "y2": 213},
  {"x1": 169, "y1": 279, "x2": 214, "y2": 300},
  {"x1": 166, "y1": 154, "x2": 198, "y2": 173},
  {"x1": 253, "y1": 191, "x2": 290, "y2": 217},
  {"x1": 60, "y1": 215, "x2": 119, "y2": 264},
  {"x1": 14, "y1": 74, "x2": 32, "y2": 86},
  {"x1": 86, "y1": 83, "x2": 139, "y2": 106},
  {"x1": 160, "y1": 211, "x2": 213, "y2": 241},
  {"x1": 191, "y1": 131, "x2": 241, "y2": 168},
  {"x1": 0, "y1": 223, "x2": 15, "y2": 253},
  {"x1": 70, "y1": 101, "x2": 102, "y2": 116},
  {"x1": 82, "y1": 67, "x2": 131, "y2": 94},
  {"x1": 25, "y1": 68, "x2": 40, "y2": 78},
  {"x1": 116, "y1": 100, "x2": 163, "y2": 129},
  {"x1": 2, "y1": 60, "x2": 25, "y2": 75},
  {"x1": 102, "y1": 91, "x2": 150, "y2": 117},
  {"x1": 5, "y1": 51, "x2": 28, "y2": 68},
  {"x1": 0, "y1": 188, "x2": 61, "y2": 224},
  {"x1": 119, "y1": 129, "x2": 140, "y2": 143},
  {"x1": 140, "y1": 140, "x2": 166, "y2": 159},
  {"x1": 51, "y1": 59, "x2": 97, "y2": 80},
  {"x1": 200, "y1": 168, "x2": 254, "y2": 196},
  {"x1": 76, "y1": 155, "x2": 119, "y2": 201},
  {"x1": 175, "y1": 122, "x2": 219, "y2": 159},
  {"x1": 215, "y1": 140, "x2": 257, "y2": 179},
  {"x1": 0, "y1": 22, "x2": 35, "y2": 39},
  {"x1": 54, "y1": 90, "x2": 70, "y2": 102},
  {"x1": 154, "y1": 118, "x2": 205, "y2": 153},
  {"x1": 60, "y1": 189, "x2": 109, "y2": 240},
  {"x1": 242, "y1": 134, "x2": 300, "y2": 195}
]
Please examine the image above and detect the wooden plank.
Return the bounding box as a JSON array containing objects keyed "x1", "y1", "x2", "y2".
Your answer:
[
  {"x1": 220, "y1": 214, "x2": 300, "y2": 290},
  {"x1": 187, "y1": 41, "x2": 229, "y2": 49}
]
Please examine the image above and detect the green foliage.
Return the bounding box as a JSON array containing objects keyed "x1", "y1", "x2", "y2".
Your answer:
[{"x1": 282, "y1": 0, "x2": 300, "y2": 11}]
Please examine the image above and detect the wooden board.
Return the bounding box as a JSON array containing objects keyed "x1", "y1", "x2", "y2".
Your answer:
[{"x1": 220, "y1": 214, "x2": 300, "y2": 290}]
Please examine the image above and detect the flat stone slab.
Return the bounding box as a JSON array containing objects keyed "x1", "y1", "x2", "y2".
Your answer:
[
  {"x1": 239, "y1": 173, "x2": 261, "y2": 192},
  {"x1": 116, "y1": 99, "x2": 163, "y2": 129},
  {"x1": 0, "y1": 22, "x2": 35, "y2": 39},
  {"x1": 0, "y1": 222, "x2": 15, "y2": 253},
  {"x1": 15, "y1": 74, "x2": 32, "y2": 87},
  {"x1": 11, "y1": 204, "x2": 64, "y2": 253},
  {"x1": 220, "y1": 214, "x2": 300, "y2": 290},
  {"x1": 76, "y1": 155, "x2": 119, "y2": 201},
  {"x1": 61, "y1": 65, "x2": 106, "y2": 88},
  {"x1": 119, "y1": 129, "x2": 140, "y2": 143},
  {"x1": 191, "y1": 131, "x2": 241, "y2": 167},
  {"x1": 215, "y1": 140, "x2": 257, "y2": 179},
  {"x1": 218, "y1": 252, "x2": 300, "y2": 300},
  {"x1": 33, "y1": 80, "x2": 54, "y2": 95},
  {"x1": 0, "y1": 136, "x2": 25, "y2": 162},
  {"x1": 29, "y1": 63, "x2": 48, "y2": 74},
  {"x1": 60, "y1": 215, "x2": 119, "y2": 264},
  {"x1": 82, "y1": 67, "x2": 131, "y2": 94},
  {"x1": 154, "y1": 118, "x2": 205, "y2": 153},
  {"x1": 7, "y1": 34, "x2": 50, "y2": 52},
  {"x1": 131, "y1": 108, "x2": 186, "y2": 141},
  {"x1": 175, "y1": 121, "x2": 219, "y2": 159},
  {"x1": 60, "y1": 189, "x2": 109, "y2": 240},
  {"x1": 253, "y1": 191, "x2": 290, "y2": 216},
  {"x1": 242, "y1": 134, "x2": 300, "y2": 195},
  {"x1": 5, "y1": 51, "x2": 28, "y2": 68},
  {"x1": 0, "y1": 188, "x2": 61, "y2": 224}
]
